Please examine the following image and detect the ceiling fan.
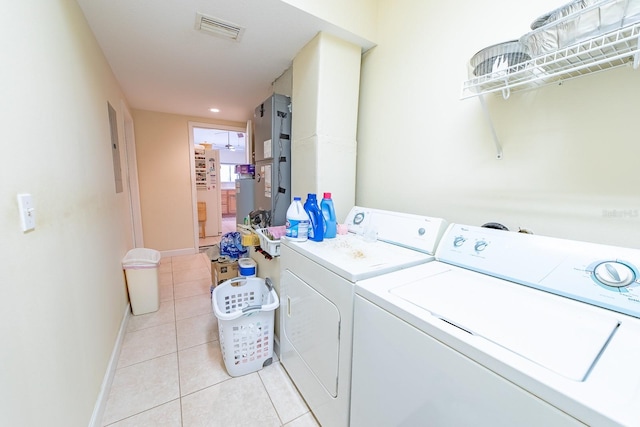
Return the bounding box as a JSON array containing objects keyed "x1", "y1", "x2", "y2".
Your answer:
[{"x1": 224, "y1": 132, "x2": 245, "y2": 151}]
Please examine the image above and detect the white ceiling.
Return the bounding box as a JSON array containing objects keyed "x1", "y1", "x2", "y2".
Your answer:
[
  {"x1": 76, "y1": 0, "x2": 374, "y2": 123},
  {"x1": 193, "y1": 127, "x2": 246, "y2": 152}
]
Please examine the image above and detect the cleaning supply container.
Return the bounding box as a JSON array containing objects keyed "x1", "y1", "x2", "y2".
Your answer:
[
  {"x1": 238, "y1": 257, "x2": 257, "y2": 277},
  {"x1": 286, "y1": 197, "x2": 310, "y2": 242},
  {"x1": 212, "y1": 276, "x2": 279, "y2": 377},
  {"x1": 304, "y1": 193, "x2": 324, "y2": 242},
  {"x1": 122, "y1": 248, "x2": 161, "y2": 315},
  {"x1": 320, "y1": 192, "x2": 337, "y2": 238}
]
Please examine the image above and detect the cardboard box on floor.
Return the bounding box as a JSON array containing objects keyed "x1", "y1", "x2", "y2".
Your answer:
[{"x1": 211, "y1": 258, "x2": 238, "y2": 286}]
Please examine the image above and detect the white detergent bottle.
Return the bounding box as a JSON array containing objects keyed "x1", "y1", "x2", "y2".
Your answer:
[{"x1": 285, "y1": 197, "x2": 310, "y2": 242}]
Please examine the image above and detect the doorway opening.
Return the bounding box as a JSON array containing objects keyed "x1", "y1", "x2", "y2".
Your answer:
[
  {"x1": 121, "y1": 101, "x2": 143, "y2": 248},
  {"x1": 188, "y1": 121, "x2": 250, "y2": 250}
]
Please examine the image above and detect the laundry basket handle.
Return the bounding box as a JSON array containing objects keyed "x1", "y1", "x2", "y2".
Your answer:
[
  {"x1": 242, "y1": 304, "x2": 263, "y2": 314},
  {"x1": 265, "y1": 277, "x2": 274, "y2": 292},
  {"x1": 227, "y1": 277, "x2": 248, "y2": 287}
]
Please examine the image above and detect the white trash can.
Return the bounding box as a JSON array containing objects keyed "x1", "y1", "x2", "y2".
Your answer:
[{"x1": 122, "y1": 248, "x2": 161, "y2": 315}]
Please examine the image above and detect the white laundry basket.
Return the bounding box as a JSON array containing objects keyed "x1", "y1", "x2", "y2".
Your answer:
[{"x1": 212, "y1": 276, "x2": 279, "y2": 377}]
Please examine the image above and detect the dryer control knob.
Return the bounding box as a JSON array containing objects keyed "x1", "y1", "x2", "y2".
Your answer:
[{"x1": 594, "y1": 262, "x2": 635, "y2": 288}]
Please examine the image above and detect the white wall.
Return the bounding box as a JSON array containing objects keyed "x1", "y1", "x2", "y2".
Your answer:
[
  {"x1": 281, "y1": 0, "x2": 378, "y2": 43},
  {"x1": 0, "y1": 1, "x2": 133, "y2": 425},
  {"x1": 133, "y1": 110, "x2": 246, "y2": 253},
  {"x1": 357, "y1": 0, "x2": 640, "y2": 247},
  {"x1": 273, "y1": 67, "x2": 294, "y2": 97},
  {"x1": 291, "y1": 32, "x2": 361, "y2": 220}
]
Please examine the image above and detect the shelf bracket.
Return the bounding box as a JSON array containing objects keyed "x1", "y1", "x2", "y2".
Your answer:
[
  {"x1": 478, "y1": 95, "x2": 503, "y2": 159},
  {"x1": 501, "y1": 83, "x2": 511, "y2": 100}
]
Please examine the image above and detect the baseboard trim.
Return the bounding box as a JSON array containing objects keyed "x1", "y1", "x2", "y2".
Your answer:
[
  {"x1": 88, "y1": 303, "x2": 131, "y2": 427},
  {"x1": 161, "y1": 247, "x2": 198, "y2": 258}
]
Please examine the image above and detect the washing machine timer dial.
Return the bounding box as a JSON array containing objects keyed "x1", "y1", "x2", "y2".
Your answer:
[
  {"x1": 453, "y1": 236, "x2": 466, "y2": 247},
  {"x1": 593, "y1": 261, "x2": 636, "y2": 288},
  {"x1": 474, "y1": 240, "x2": 489, "y2": 252}
]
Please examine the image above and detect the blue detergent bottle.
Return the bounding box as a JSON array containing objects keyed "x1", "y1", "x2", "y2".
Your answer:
[
  {"x1": 320, "y1": 192, "x2": 337, "y2": 238},
  {"x1": 304, "y1": 193, "x2": 324, "y2": 242}
]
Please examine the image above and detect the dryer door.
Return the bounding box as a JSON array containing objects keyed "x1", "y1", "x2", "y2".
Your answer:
[{"x1": 281, "y1": 269, "x2": 340, "y2": 397}]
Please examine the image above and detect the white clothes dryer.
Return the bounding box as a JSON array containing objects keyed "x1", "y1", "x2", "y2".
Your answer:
[
  {"x1": 279, "y1": 207, "x2": 448, "y2": 427},
  {"x1": 351, "y1": 223, "x2": 640, "y2": 427}
]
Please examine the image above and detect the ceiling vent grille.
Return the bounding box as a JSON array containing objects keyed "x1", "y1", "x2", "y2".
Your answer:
[{"x1": 195, "y1": 13, "x2": 244, "y2": 41}]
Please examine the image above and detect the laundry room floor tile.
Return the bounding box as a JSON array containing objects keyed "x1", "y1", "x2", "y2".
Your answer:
[
  {"x1": 105, "y1": 399, "x2": 182, "y2": 427},
  {"x1": 173, "y1": 277, "x2": 211, "y2": 300},
  {"x1": 283, "y1": 413, "x2": 320, "y2": 427},
  {"x1": 126, "y1": 300, "x2": 175, "y2": 332},
  {"x1": 102, "y1": 353, "x2": 180, "y2": 425},
  {"x1": 259, "y1": 362, "x2": 311, "y2": 424},
  {"x1": 178, "y1": 341, "x2": 230, "y2": 396},
  {"x1": 118, "y1": 321, "x2": 177, "y2": 368},
  {"x1": 180, "y1": 373, "x2": 282, "y2": 427},
  {"x1": 174, "y1": 293, "x2": 213, "y2": 321},
  {"x1": 176, "y1": 312, "x2": 217, "y2": 350}
]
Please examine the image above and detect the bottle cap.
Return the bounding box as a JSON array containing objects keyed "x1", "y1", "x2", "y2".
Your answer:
[
  {"x1": 307, "y1": 193, "x2": 316, "y2": 199},
  {"x1": 294, "y1": 197, "x2": 301, "y2": 201},
  {"x1": 323, "y1": 192, "x2": 331, "y2": 199}
]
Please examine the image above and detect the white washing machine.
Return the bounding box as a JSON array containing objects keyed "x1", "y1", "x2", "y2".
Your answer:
[
  {"x1": 279, "y1": 207, "x2": 448, "y2": 427},
  {"x1": 351, "y1": 223, "x2": 640, "y2": 427}
]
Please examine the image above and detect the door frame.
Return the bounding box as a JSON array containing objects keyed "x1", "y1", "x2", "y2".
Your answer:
[
  {"x1": 121, "y1": 100, "x2": 143, "y2": 248},
  {"x1": 188, "y1": 121, "x2": 246, "y2": 249}
]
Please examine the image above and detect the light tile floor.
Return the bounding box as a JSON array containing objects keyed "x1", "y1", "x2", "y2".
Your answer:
[
  {"x1": 101, "y1": 252, "x2": 318, "y2": 427},
  {"x1": 199, "y1": 216, "x2": 237, "y2": 248}
]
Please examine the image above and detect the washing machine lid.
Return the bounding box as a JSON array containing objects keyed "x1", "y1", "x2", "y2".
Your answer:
[
  {"x1": 390, "y1": 268, "x2": 620, "y2": 381},
  {"x1": 283, "y1": 235, "x2": 434, "y2": 282}
]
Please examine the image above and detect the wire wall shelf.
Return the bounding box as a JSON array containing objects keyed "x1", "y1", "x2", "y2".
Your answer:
[{"x1": 462, "y1": 22, "x2": 640, "y2": 100}]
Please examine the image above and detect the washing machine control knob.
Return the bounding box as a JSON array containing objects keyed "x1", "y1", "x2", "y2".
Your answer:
[
  {"x1": 353, "y1": 212, "x2": 365, "y2": 225},
  {"x1": 594, "y1": 262, "x2": 635, "y2": 288},
  {"x1": 453, "y1": 236, "x2": 466, "y2": 247},
  {"x1": 474, "y1": 240, "x2": 489, "y2": 252}
]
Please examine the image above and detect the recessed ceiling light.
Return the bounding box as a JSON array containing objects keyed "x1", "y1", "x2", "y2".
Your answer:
[{"x1": 209, "y1": 108, "x2": 220, "y2": 113}]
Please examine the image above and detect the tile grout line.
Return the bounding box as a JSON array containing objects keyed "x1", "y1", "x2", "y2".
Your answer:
[
  {"x1": 257, "y1": 368, "x2": 287, "y2": 426},
  {"x1": 171, "y1": 255, "x2": 186, "y2": 427}
]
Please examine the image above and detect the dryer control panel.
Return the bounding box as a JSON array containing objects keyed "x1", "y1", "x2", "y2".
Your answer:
[
  {"x1": 344, "y1": 206, "x2": 448, "y2": 255},
  {"x1": 436, "y1": 224, "x2": 640, "y2": 318}
]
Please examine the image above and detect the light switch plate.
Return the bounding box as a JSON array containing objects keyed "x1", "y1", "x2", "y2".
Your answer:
[{"x1": 17, "y1": 193, "x2": 35, "y2": 231}]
